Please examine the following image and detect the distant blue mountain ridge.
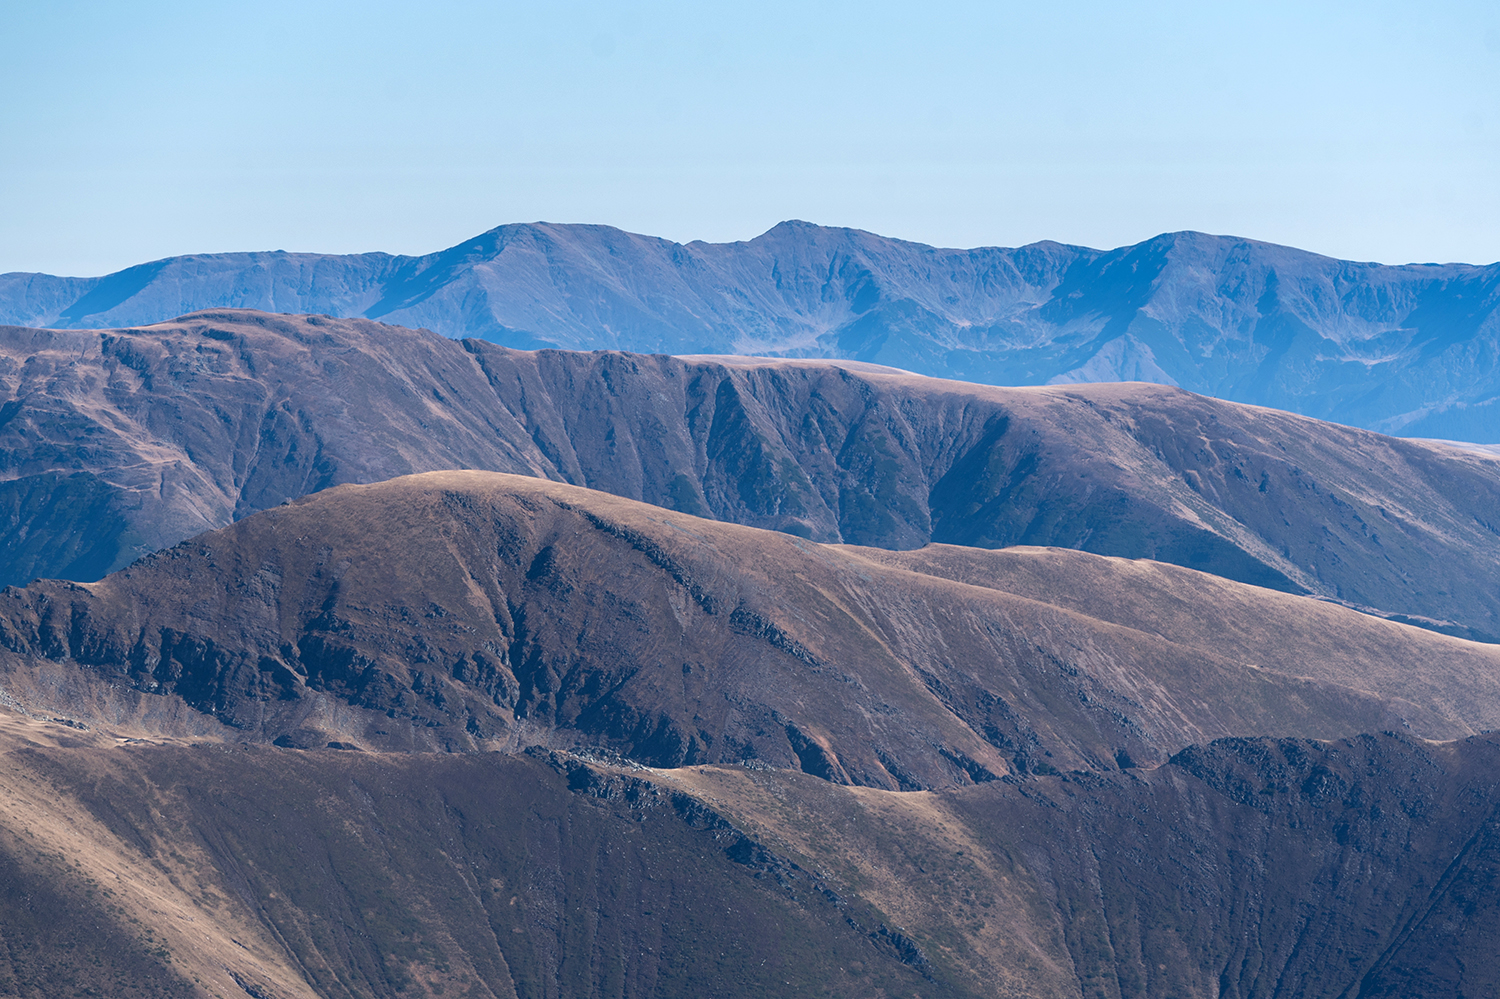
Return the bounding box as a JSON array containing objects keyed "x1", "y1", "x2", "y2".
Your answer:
[{"x1": 3, "y1": 221, "x2": 1498, "y2": 441}]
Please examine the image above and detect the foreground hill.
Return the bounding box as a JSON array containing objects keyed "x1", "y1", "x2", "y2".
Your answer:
[
  {"x1": 3, "y1": 708, "x2": 1499, "y2": 998},
  {"x1": 4, "y1": 222, "x2": 1498, "y2": 438},
  {"x1": 4, "y1": 475, "x2": 1500, "y2": 996},
  {"x1": 4, "y1": 472, "x2": 1498, "y2": 782},
  {"x1": 4, "y1": 311, "x2": 1500, "y2": 640}
]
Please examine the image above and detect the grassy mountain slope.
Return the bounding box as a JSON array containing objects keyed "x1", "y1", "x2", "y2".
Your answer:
[
  {"x1": 4, "y1": 706, "x2": 1500, "y2": 998},
  {"x1": 3, "y1": 473, "x2": 1497, "y2": 783},
  {"x1": 3, "y1": 311, "x2": 1499, "y2": 641}
]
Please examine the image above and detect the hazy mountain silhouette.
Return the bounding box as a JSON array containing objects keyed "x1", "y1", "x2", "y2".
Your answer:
[{"x1": 4, "y1": 222, "x2": 1498, "y2": 438}]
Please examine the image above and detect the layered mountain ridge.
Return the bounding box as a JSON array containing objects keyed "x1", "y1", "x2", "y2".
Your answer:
[
  {"x1": 5, "y1": 222, "x2": 1499, "y2": 439},
  {"x1": 2, "y1": 300, "x2": 1500, "y2": 996},
  {"x1": 3, "y1": 472, "x2": 1500, "y2": 996},
  {"x1": 5, "y1": 310, "x2": 1500, "y2": 643},
  {"x1": 7, "y1": 470, "x2": 1498, "y2": 776}
]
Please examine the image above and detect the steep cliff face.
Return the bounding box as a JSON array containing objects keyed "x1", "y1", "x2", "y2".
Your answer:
[
  {"x1": 4, "y1": 311, "x2": 1500, "y2": 639},
  {"x1": 5, "y1": 222, "x2": 1498, "y2": 437}
]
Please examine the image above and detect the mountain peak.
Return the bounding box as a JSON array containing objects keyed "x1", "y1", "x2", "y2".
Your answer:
[{"x1": 3, "y1": 222, "x2": 1497, "y2": 439}]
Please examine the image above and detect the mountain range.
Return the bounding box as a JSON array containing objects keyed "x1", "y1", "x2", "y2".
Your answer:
[
  {"x1": 4, "y1": 221, "x2": 1499, "y2": 440},
  {"x1": 10, "y1": 470, "x2": 1500, "y2": 768},
  {"x1": 5, "y1": 310, "x2": 1500, "y2": 643},
  {"x1": 4, "y1": 305, "x2": 1500, "y2": 996},
  {"x1": 4, "y1": 471, "x2": 1500, "y2": 997}
]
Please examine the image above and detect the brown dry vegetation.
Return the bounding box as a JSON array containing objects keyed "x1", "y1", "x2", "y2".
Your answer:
[
  {"x1": 3, "y1": 313, "x2": 1500, "y2": 996},
  {"x1": 3, "y1": 311, "x2": 1499, "y2": 641},
  {"x1": 0, "y1": 709, "x2": 950, "y2": 999},
  {"x1": 2, "y1": 473, "x2": 1497, "y2": 786},
  {"x1": 0, "y1": 476, "x2": 1495, "y2": 996},
  {"x1": 3, "y1": 704, "x2": 1500, "y2": 999},
  {"x1": 0, "y1": 474, "x2": 1497, "y2": 995}
]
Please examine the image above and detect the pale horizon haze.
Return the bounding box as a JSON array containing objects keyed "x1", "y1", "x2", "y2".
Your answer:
[{"x1": 2, "y1": 0, "x2": 1497, "y2": 275}]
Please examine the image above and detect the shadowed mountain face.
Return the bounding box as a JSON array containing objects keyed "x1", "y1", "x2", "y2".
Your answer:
[
  {"x1": 4, "y1": 310, "x2": 1500, "y2": 640},
  {"x1": 4, "y1": 222, "x2": 1498, "y2": 438},
  {"x1": 4, "y1": 709, "x2": 1500, "y2": 998},
  {"x1": 3, "y1": 472, "x2": 1498, "y2": 784}
]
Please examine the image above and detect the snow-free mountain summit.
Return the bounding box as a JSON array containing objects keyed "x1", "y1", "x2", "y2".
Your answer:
[
  {"x1": 6, "y1": 310, "x2": 1500, "y2": 643},
  {"x1": 4, "y1": 221, "x2": 1498, "y2": 439}
]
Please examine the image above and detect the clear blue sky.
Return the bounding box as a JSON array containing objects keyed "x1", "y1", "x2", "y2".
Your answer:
[{"x1": 2, "y1": 0, "x2": 1497, "y2": 274}]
